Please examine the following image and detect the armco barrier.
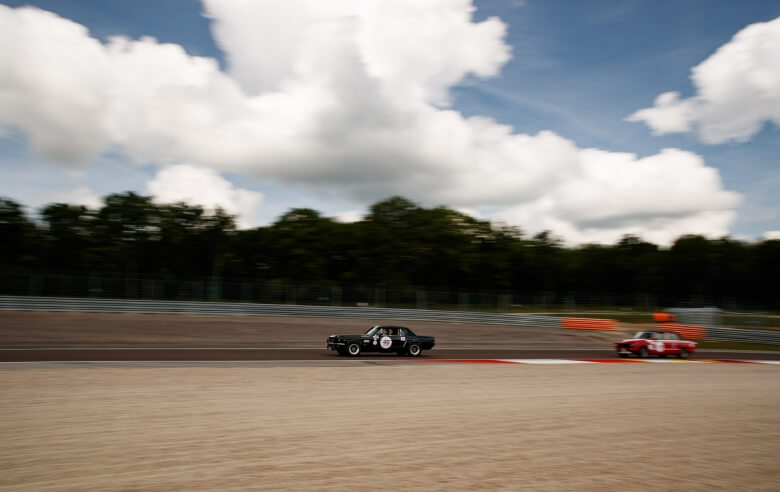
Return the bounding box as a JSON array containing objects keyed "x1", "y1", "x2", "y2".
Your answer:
[
  {"x1": 561, "y1": 318, "x2": 616, "y2": 331},
  {"x1": 705, "y1": 326, "x2": 780, "y2": 345},
  {"x1": 4, "y1": 296, "x2": 780, "y2": 345},
  {"x1": 0, "y1": 296, "x2": 562, "y2": 329}
]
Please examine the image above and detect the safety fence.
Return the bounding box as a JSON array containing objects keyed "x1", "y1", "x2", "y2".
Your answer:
[
  {"x1": 3, "y1": 296, "x2": 779, "y2": 344},
  {"x1": 0, "y1": 296, "x2": 561, "y2": 328},
  {"x1": 664, "y1": 307, "x2": 780, "y2": 345},
  {"x1": 704, "y1": 326, "x2": 780, "y2": 345}
]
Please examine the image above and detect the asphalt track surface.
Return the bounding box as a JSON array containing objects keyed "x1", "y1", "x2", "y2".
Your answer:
[{"x1": 2, "y1": 347, "x2": 779, "y2": 362}]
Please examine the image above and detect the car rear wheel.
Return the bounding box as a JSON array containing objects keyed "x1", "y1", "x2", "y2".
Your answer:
[
  {"x1": 407, "y1": 343, "x2": 422, "y2": 357},
  {"x1": 678, "y1": 347, "x2": 689, "y2": 359},
  {"x1": 347, "y1": 342, "x2": 361, "y2": 357},
  {"x1": 638, "y1": 346, "x2": 649, "y2": 358}
]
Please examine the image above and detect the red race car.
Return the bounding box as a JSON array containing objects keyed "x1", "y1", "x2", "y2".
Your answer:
[{"x1": 615, "y1": 330, "x2": 697, "y2": 359}]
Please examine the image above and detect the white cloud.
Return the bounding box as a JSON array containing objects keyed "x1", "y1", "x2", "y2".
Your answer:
[
  {"x1": 627, "y1": 16, "x2": 780, "y2": 143},
  {"x1": 765, "y1": 231, "x2": 780, "y2": 240},
  {"x1": 0, "y1": 6, "x2": 112, "y2": 163},
  {"x1": 0, "y1": 2, "x2": 744, "y2": 244},
  {"x1": 625, "y1": 92, "x2": 694, "y2": 135},
  {"x1": 332, "y1": 210, "x2": 364, "y2": 223},
  {"x1": 204, "y1": 0, "x2": 511, "y2": 106},
  {"x1": 494, "y1": 148, "x2": 740, "y2": 245},
  {"x1": 146, "y1": 164, "x2": 263, "y2": 228},
  {"x1": 42, "y1": 185, "x2": 102, "y2": 210}
]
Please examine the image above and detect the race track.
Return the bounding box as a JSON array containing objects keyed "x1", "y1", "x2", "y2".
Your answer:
[
  {"x1": 2, "y1": 311, "x2": 779, "y2": 363},
  {"x1": 2, "y1": 347, "x2": 779, "y2": 362}
]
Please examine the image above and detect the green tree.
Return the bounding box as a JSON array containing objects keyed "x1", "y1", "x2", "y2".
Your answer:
[
  {"x1": 90, "y1": 192, "x2": 161, "y2": 276},
  {"x1": 750, "y1": 239, "x2": 780, "y2": 309},
  {"x1": 267, "y1": 208, "x2": 338, "y2": 282},
  {"x1": 39, "y1": 203, "x2": 94, "y2": 272},
  {"x1": 0, "y1": 197, "x2": 39, "y2": 269},
  {"x1": 664, "y1": 235, "x2": 712, "y2": 305}
]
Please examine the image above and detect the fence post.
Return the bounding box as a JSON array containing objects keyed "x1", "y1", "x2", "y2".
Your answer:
[
  {"x1": 459, "y1": 292, "x2": 469, "y2": 311},
  {"x1": 331, "y1": 285, "x2": 342, "y2": 306},
  {"x1": 417, "y1": 290, "x2": 427, "y2": 310},
  {"x1": 286, "y1": 285, "x2": 297, "y2": 305}
]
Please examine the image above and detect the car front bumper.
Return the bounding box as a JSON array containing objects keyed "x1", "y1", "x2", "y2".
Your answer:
[{"x1": 327, "y1": 340, "x2": 345, "y2": 350}]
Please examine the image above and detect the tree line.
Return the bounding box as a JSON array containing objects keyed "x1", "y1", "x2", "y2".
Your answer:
[{"x1": 1, "y1": 193, "x2": 778, "y2": 309}]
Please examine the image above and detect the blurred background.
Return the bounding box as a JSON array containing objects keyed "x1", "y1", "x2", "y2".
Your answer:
[{"x1": 3, "y1": 194, "x2": 779, "y2": 328}]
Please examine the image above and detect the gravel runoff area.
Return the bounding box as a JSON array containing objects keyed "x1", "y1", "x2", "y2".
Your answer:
[
  {"x1": 1, "y1": 363, "x2": 778, "y2": 491},
  {"x1": 2, "y1": 311, "x2": 779, "y2": 490}
]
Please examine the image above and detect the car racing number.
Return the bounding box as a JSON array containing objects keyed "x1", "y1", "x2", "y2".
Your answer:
[{"x1": 379, "y1": 336, "x2": 392, "y2": 349}]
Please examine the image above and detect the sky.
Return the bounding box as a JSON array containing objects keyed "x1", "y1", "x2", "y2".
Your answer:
[{"x1": 0, "y1": 0, "x2": 778, "y2": 245}]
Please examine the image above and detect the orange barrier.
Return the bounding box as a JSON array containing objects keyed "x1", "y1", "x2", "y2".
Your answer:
[
  {"x1": 653, "y1": 312, "x2": 676, "y2": 322},
  {"x1": 660, "y1": 322, "x2": 706, "y2": 341},
  {"x1": 561, "y1": 318, "x2": 617, "y2": 331}
]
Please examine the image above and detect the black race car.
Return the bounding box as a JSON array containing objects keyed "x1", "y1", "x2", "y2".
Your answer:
[{"x1": 327, "y1": 325, "x2": 435, "y2": 357}]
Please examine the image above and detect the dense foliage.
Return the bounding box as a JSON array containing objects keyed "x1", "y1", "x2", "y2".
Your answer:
[{"x1": 1, "y1": 194, "x2": 778, "y2": 309}]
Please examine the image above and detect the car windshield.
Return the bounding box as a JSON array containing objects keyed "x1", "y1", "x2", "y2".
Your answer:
[
  {"x1": 634, "y1": 331, "x2": 654, "y2": 339},
  {"x1": 364, "y1": 326, "x2": 380, "y2": 335}
]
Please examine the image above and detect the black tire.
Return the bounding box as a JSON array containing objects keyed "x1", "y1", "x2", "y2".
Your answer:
[
  {"x1": 638, "y1": 346, "x2": 649, "y2": 359},
  {"x1": 678, "y1": 347, "x2": 689, "y2": 359},
  {"x1": 407, "y1": 343, "x2": 422, "y2": 357},
  {"x1": 347, "y1": 342, "x2": 361, "y2": 357}
]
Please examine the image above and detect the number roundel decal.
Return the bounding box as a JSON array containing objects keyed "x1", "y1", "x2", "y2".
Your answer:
[
  {"x1": 653, "y1": 341, "x2": 664, "y2": 352},
  {"x1": 379, "y1": 336, "x2": 392, "y2": 349}
]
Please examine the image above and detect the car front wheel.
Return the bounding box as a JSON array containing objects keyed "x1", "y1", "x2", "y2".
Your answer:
[
  {"x1": 347, "y1": 342, "x2": 361, "y2": 357},
  {"x1": 638, "y1": 346, "x2": 649, "y2": 358},
  {"x1": 678, "y1": 347, "x2": 689, "y2": 359},
  {"x1": 407, "y1": 343, "x2": 422, "y2": 357}
]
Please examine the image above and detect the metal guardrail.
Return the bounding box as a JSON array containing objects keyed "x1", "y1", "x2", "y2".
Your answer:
[
  {"x1": 4, "y1": 296, "x2": 780, "y2": 344},
  {"x1": 705, "y1": 326, "x2": 780, "y2": 345},
  {"x1": 0, "y1": 296, "x2": 562, "y2": 328}
]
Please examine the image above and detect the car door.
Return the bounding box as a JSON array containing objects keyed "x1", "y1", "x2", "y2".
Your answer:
[
  {"x1": 376, "y1": 328, "x2": 394, "y2": 351},
  {"x1": 649, "y1": 332, "x2": 665, "y2": 354},
  {"x1": 666, "y1": 332, "x2": 680, "y2": 354},
  {"x1": 394, "y1": 328, "x2": 409, "y2": 352}
]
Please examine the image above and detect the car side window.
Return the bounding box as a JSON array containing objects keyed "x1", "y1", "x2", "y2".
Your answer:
[{"x1": 397, "y1": 328, "x2": 405, "y2": 337}]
